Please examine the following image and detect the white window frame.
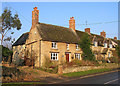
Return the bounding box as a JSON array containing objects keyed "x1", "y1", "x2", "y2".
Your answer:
[
  {"x1": 109, "y1": 44, "x2": 112, "y2": 48},
  {"x1": 52, "y1": 42, "x2": 57, "y2": 49},
  {"x1": 94, "y1": 41, "x2": 97, "y2": 47},
  {"x1": 67, "y1": 44, "x2": 69, "y2": 50},
  {"x1": 76, "y1": 44, "x2": 79, "y2": 50},
  {"x1": 75, "y1": 53, "x2": 81, "y2": 60},
  {"x1": 104, "y1": 43, "x2": 107, "y2": 48},
  {"x1": 51, "y1": 53, "x2": 58, "y2": 60},
  {"x1": 108, "y1": 52, "x2": 110, "y2": 58}
]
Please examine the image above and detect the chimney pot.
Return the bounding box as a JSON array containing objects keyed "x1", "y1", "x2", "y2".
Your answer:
[
  {"x1": 85, "y1": 28, "x2": 90, "y2": 34},
  {"x1": 100, "y1": 31, "x2": 106, "y2": 38},
  {"x1": 34, "y1": 7, "x2": 37, "y2": 10},
  {"x1": 114, "y1": 37, "x2": 117, "y2": 40}
]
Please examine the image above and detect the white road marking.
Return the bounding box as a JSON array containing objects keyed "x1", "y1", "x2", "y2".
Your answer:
[{"x1": 104, "y1": 78, "x2": 119, "y2": 84}]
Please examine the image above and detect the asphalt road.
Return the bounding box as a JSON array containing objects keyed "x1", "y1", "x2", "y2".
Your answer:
[{"x1": 58, "y1": 70, "x2": 120, "y2": 84}]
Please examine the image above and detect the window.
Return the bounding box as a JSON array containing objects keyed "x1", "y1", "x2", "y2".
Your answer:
[
  {"x1": 67, "y1": 44, "x2": 69, "y2": 50},
  {"x1": 75, "y1": 53, "x2": 81, "y2": 60},
  {"x1": 52, "y1": 42, "x2": 57, "y2": 49},
  {"x1": 109, "y1": 44, "x2": 112, "y2": 48},
  {"x1": 51, "y1": 53, "x2": 58, "y2": 60},
  {"x1": 76, "y1": 44, "x2": 79, "y2": 50},
  {"x1": 108, "y1": 52, "x2": 110, "y2": 58},
  {"x1": 104, "y1": 43, "x2": 107, "y2": 48},
  {"x1": 93, "y1": 41, "x2": 97, "y2": 47}
]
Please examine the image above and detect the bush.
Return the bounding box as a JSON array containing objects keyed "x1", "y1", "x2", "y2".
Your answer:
[
  {"x1": 78, "y1": 33, "x2": 95, "y2": 61},
  {"x1": 65, "y1": 59, "x2": 99, "y2": 67},
  {"x1": 109, "y1": 57, "x2": 118, "y2": 63}
]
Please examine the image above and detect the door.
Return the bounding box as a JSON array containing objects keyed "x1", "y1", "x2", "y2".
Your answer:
[{"x1": 66, "y1": 53, "x2": 69, "y2": 62}]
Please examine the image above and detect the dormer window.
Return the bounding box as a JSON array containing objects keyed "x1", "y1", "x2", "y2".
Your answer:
[
  {"x1": 104, "y1": 43, "x2": 107, "y2": 48},
  {"x1": 76, "y1": 44, "x2": 79, "y2": 50},
  {"x1": 109, "y1": 44, "x2": 112, "y2": 48},
  {"x1": 93, "y1": 41, "x2": 97, "y2": 47},
  {"x1": 66, "y1": 44, "x2": 69, "y2": 50},
  {"x1": 52, "y1": 42, "x2": 57, "y2": 49}
]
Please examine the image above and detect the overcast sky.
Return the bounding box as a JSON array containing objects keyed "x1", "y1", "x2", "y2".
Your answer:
[{"x1": 2, "y1": 2, "x2": 118, "y2": 44}]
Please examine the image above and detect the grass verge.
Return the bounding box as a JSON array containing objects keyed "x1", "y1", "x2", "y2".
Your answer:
[
  {"x1": 63, "y1": 68, "x2": 112, "y2": 77},
  {"x1": 2, "y1": 82, "x2": 45, "y2": 85}
]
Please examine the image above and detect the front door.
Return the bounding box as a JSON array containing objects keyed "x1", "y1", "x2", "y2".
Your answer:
[{"x1": 66, "y1": 53, "x2": 69, "y2": 62}]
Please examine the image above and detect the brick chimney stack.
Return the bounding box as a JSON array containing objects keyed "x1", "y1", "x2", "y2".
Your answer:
[
  {"x1": 85, "y1": 28, "x2": 90, "y2": 34},
  {"x1": 32, "y1": 7, "x2": 39, "y2": 27},
  {"x1": 69, "y1": 17, "x2": 75, "y2": 31},
  {"x1": 114, "y1": 37, "x2": 117, "y2": 40},
  {"x1": 100, "y1": 30, "x2": 106, "y2": 38}
]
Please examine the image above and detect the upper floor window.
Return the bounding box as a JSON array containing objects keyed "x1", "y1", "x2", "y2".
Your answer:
[
  {"x1": 109, "y1": 44, "x2": 112, "y2": 48},
  {"x1": 75, "y1": 53, "x2": 81, "y2": 60},
  {"x1": 76, "y1": 44, "x2": 79, "y2": 50},
  {"x1": 104, "y1": 43, "x2": 107, "y2": 48},
  {"x1": 93, "y1": 41, "x2": 97, "y2": 47},
  {"x1": 66, "y1": 44, "x2": 69, "y2": 50},
  {"x1": 51, "y1": 53, "x2": 58, "y2": 60},
  {"x1": 52, "y1": 42, "x2": 57, "y2": 49}
]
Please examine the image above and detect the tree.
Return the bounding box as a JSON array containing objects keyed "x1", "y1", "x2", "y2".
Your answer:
[
  {"x1": 0, "y1": 8, "x2": 22, "y2": 45},
  {"x1": 78, "y1": 33, "x2": 95, "y2": 61},
  {"x1": 1, "y1": 45, "x2": 13, "y2": 62}
]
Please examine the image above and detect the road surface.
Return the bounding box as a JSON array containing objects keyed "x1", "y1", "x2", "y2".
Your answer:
[{"x1": 58, "y1": 69, "x2": 120, "y2": 84}]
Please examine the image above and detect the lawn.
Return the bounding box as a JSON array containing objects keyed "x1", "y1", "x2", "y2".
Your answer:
[
  {"x1": 63, "y1": 68, "x2": 112, "y2": 77},
  {"x1": 2, "y1": 82, "x2": 45, "y2": 85}
]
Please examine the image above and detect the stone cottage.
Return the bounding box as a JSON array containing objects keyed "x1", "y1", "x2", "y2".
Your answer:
[{"x1": 12, "y1": 7, "x2": 119, "y2": 67}]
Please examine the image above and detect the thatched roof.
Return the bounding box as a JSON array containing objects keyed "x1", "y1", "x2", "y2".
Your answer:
[
  {"x1": 13, "y1": 22, "x2": 120, "y2": 47},
  {"x1": 37, "y1": 23, "x2": 79, "y2": 44},
  {"x1": 12, "y1": 32, "x2": 29, "y2": 46}
]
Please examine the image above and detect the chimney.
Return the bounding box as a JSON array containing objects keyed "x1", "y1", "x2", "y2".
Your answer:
[
  {"x1": 114, "y1": 37, "x2": 117, "y2": 40},
  {"x1": 85, "y1": 28, "x2": 90, "y2": 34},
  {"x1": 100, "y1": 30, "x2": 106, "y2": 38},
  {"x1": 32, "y1": 7, "x2": 39, "y2": 27},
  {"x1": 69, "y1": 17, "x2": 75, "y2": 31}
]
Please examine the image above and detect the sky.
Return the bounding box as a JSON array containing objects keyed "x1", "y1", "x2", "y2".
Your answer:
[{"x1": 1, "y1": 2, "x2": 119, "y2": 45}]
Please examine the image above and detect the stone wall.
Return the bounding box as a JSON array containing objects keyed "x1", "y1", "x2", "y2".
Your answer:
[{"x1": 62, "y1": 64, "x2": 118, "y2": 74}]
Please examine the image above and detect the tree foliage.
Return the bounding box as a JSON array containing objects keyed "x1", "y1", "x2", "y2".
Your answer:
[
  {"x1": 115, "y1": 42, "x2": 120, "y2": 58},
  {"x1": 1, "y1": 45, "x2": 13, "y2": 62},
  {"x1": 78, "y1": 33, "x2": 95, "y2": 61},
  {"x1": 0, "y1": 8, "x2": 22, "y2": 45}
]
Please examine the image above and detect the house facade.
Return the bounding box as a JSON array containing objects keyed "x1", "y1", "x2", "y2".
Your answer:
[{"x1": 12, "y1": 7, "x2": 119, "y2": 67}]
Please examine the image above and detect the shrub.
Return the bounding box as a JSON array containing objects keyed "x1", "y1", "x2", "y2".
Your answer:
[
  {"x1": 109, "y1": 57, "x2": 118, "y2": 63},
  {"x1": 65, "y1": 59, "x2": 99, "y2": 67},
  {"x1": 78, "y1": 33, "x2": 95, "y2": 61}
]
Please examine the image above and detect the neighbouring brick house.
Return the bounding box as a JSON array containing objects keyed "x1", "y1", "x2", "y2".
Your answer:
[{"x1": 12, "y1": 7, "x2": 119, "y2": 67}]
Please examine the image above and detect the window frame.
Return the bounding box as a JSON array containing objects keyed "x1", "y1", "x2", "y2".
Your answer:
[
  {"x1": 75, "y1": 53, "x2": 81, "y2": 60},
  {"x1": 109, "y1": 44, "x2": 112, "y2": 48},
  {"x1": 66, "y1": 44, "x2": 69, "y2": 50},
  {"x1": 51, "y1": 53, "x2": 58, "y2": 61},
  {"x1": 104, "y1": 43, "x2": 107, "y2": 48},
  {"x1": 93, "y1": 41, "x2": 97, "y2": 47},
  {"x1": 52, "y1": 42, "x2": 57, "y2": 49},
  {"x1": 76, "y1": 44, "x2": 79, "y2": 50}
]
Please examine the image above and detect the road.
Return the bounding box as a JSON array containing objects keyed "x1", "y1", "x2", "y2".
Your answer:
[{"x1": 57, "y1": 69, "x2": 120, "y2": 84}]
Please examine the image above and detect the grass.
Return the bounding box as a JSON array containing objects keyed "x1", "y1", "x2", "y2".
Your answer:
[
  {"x1": 63, "y1": 68, "x2": 112, "y2": 77},
  {"x1": 2, "y1": 82, "x2": 45, "y2": 85}
]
